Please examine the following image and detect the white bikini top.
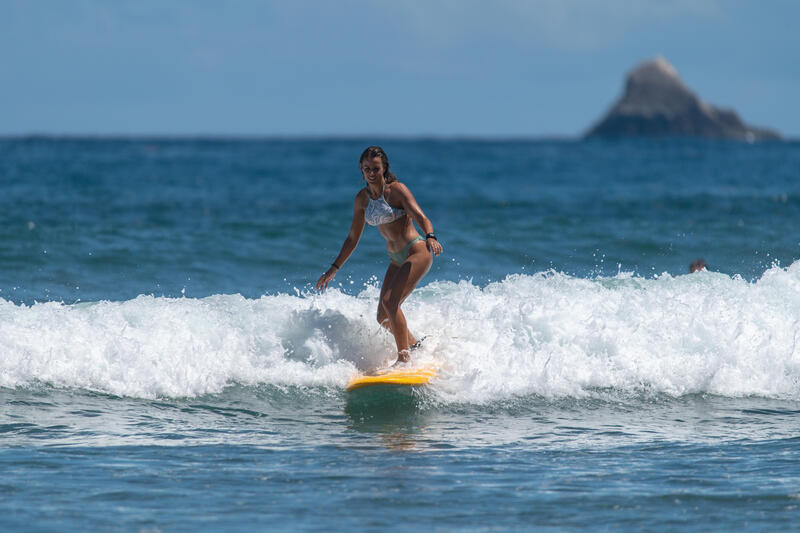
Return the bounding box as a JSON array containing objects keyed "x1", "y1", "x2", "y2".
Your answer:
[{"x1": 364, "y1": 184, "x2": 406, "y2": 226}]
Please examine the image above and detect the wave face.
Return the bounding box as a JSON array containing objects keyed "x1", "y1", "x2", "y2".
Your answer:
[{"x1": 2, "y1": 261, "x2": 800, "y2": 401}]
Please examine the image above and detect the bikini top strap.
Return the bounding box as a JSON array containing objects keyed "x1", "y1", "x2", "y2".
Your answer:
[{"x1": 366, "y1": 181, "x2": 388, "y2": 202}]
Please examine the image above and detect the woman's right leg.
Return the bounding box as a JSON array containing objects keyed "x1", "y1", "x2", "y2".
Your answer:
[{"x1": 377, "y1": 263, "x2": 417, "y2": 347}]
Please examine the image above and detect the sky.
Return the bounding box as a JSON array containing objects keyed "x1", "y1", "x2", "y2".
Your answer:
[{"x1": 2, "y1": 0, "x2": 799, "y2": 137}]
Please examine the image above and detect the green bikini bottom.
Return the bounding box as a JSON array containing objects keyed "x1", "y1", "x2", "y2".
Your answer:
[{"x1": 388, "y1": 235, "x2": 425, "y2": 266}]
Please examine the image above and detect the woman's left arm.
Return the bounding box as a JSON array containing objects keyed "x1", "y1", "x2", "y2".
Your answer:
[{"x1": 394, "y1": 183, "x2": 443, "y2": 257}]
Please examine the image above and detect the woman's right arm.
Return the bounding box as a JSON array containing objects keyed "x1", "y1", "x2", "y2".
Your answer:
[{"x1": 315, "y1": 193, "x2": 367, "y2": 291}]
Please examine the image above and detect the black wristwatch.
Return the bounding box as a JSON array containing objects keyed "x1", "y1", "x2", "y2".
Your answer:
[{"x1": 425, "y1": 233, "x2": 437, "y2": 241}]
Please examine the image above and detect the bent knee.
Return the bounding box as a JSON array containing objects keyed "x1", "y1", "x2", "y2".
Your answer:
[{"x1": 380, "y1": 294, "x2": 400, "y2": 315}]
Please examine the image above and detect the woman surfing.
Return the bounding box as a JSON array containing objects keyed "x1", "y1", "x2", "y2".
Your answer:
[{"x1": 315, "y1": 146, "x2": 443, "y2": 364}]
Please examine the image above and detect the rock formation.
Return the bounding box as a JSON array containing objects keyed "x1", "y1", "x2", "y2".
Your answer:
[{"x1": 585, "y1": 57, "x2": 780, "y2": 141}]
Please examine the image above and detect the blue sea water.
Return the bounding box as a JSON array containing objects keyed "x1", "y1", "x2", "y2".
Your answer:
[{"x1": 1, "y1": 137, "x2": 800, "y2": 531}]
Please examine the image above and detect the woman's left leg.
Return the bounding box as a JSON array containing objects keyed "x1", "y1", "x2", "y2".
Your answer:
[{"x1": 379, "y1": 248, "x2": 432, "y2": 362}]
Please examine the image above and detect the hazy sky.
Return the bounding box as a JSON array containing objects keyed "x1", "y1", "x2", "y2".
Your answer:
[{"x1": 3, "y1": 0, "x2": 798, "y2": 137}]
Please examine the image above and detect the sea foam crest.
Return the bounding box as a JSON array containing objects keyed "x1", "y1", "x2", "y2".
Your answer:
[{"x1": 1, "y1": 260, "x2": 800, "y2": 400}]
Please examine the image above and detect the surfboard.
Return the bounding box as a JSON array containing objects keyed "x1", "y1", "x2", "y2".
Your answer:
[{"x1": 346, "y1": 365, "x2": 437, "y2": 392}]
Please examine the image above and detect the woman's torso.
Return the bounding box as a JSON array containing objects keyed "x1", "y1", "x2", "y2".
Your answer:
[{"x1": 362, "y1": 182, "x2": 419, "y2": 253}]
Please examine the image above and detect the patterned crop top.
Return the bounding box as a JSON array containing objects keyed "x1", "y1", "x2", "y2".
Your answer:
[{"x1": 364, "y1": 184, "x2": 406, "y2": 226}]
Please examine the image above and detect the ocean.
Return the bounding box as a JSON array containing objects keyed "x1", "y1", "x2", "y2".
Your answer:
[{"x1": 1, "y1": 137, "x2": 799, "y2": 531}]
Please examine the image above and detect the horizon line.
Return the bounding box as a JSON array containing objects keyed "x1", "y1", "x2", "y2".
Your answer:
[
  {"x1": 0, "y1": 132, "x2": 579, "y2": 142},
  {"x1": 1, "y1": 133, "x2": 796, "y2": 143}
]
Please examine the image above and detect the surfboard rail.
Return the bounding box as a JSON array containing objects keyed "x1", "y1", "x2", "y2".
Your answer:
[{"x1": 345, "y1": 366, "x2": 437, "y2": 392}]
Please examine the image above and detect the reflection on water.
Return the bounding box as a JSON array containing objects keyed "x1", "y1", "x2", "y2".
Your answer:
[{"x1": 345, "y1": 386, "x2": 433, "y2": 451}]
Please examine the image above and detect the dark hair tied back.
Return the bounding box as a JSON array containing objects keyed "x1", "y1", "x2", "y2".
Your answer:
[{"x1": 359, "y1": 146, "x2": 397, "y2": 183}]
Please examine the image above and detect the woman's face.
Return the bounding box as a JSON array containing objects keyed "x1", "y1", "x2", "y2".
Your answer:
[{"x1": 361, "y1": 156, "x2": 384, "y2": 185}]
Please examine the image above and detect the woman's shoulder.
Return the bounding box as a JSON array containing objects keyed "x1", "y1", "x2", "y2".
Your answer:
[
  {"x1": 387, "y1": 180, "x2": 411, "y2": 197},
  {"x1": 354, "y1": 187, "x2": 369, "y2": 206}
]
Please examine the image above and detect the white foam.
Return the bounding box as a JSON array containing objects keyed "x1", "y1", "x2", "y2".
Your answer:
[{"x1": 2, "y1": 261, "x2": 800, "y2": 400}]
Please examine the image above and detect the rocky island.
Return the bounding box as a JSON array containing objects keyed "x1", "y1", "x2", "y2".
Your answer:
[{"x1": 585, "y1": 57, "x2": 780, "y2": 141}]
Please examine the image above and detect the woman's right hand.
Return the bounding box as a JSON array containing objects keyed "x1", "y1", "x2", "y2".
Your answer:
[{"x1": 315, "y1": 267, "x2": 338, "y2": 291}]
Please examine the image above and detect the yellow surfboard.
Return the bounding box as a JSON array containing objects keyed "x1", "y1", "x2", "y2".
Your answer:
[{"x1": 346, "y1": 366, "x2": 437, "y2": 392}]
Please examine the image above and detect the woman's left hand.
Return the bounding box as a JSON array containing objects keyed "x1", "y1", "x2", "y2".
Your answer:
[{"x1": 426, "y1": 237, "x2": 443, "y2": 257}]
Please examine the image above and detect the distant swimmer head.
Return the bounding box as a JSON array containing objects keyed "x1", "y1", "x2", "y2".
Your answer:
[
  {"x1": 689, "y1": 259, "x2": 708, "y2": 273},
  {"x1": 360, "y1": 146, "x2": 397, "y2": 184}
]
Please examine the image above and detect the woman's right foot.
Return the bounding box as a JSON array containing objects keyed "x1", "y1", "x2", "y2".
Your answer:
[{"x1": 393, "y1": 350, "x2": 410, "y2": 366}]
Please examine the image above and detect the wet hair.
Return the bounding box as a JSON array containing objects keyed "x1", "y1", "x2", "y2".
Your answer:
[{"x1": 359, "y1": 146, "x2": 397, "y2": 183}]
